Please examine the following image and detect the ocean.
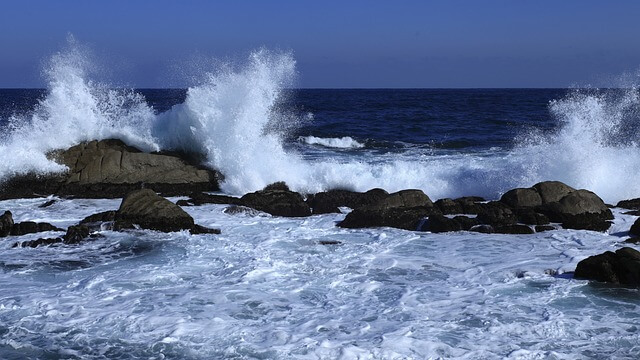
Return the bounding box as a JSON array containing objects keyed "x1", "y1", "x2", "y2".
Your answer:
[{"x1": 0, "y1": 49, "x2": 639, "y2": 359}]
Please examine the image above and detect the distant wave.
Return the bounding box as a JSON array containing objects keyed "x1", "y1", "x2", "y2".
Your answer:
[{"x1": 299, "y1": 136, "x2": 365, "y2": 149}]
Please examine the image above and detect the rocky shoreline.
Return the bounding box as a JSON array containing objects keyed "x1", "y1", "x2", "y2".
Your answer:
[{"x1": 2, "y1": 139, "x2": 640, "y2": 287}]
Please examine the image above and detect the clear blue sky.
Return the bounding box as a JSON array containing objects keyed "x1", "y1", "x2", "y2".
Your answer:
[{"x1": 1, "y1": 0, "x2": 639, "y2": 88}]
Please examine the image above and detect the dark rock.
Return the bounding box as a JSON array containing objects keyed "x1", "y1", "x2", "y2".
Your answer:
[
  {"x1": 516, "y1": 209, "x2": 550, "y2": 225},
  {"x1": 476, "y1": 202, "x2": 517, "y2": 226},
  {"x1": 63, "y1": 225, "x2": 91, "y2": 245},
  {"x1": 0, "y1": 139, "x2": 221, "y2": 200},
  {"x1": 532, "y1": 181, "x2": 576, "y2": 204},
  {"x1": 454, "y1": 196, "x2": 485, "y2": 214},
  {"x1": 630, "y1": 218, "x2": 640, "y2": 236},
  {"x1": 222, "y1": 205, "x2": 265, "y2": 216},
  {"x1": 470, "y1": 224, "x2": 494, "y2": 233},
  {"x1": 13, "y1": 237, "x2": 62, "y2": 248},
  {"x1": 263, "y1": 182, "x2": 290, "y2": 191},
  {"x1": 535, "y1": 225, "x2": 557, "y2": 232},
  {"x1": 309, "y1": 188, "x2": 389, "y2": 214},
  {"x1": 624, "y1": 237, "x2": 640, "y2": 244},
  {"x1": 453, "y1": 216, "x2": 481, "y2": 230},
  {"x1": 434, "y1": 198, "x2": 463, "y2": 215},
  {"x1": 539, "y1": 189, "x2": 613, "y2": 231},
  {"x1": 338, "y1": 190, "x2": 439, "y2": 230},
  {"x1": 423, "y1": 215, "x2": 462, "y2": 233},
  {"x1": 80, "y1": 211, "x2": 117, "y2": 225},
  {"x1": 494, "y1": 224, "x2": 535, "y2": 234},
  {"x1": 0, "y1": 211, "x2": 13, "y2": 237},
  {"x1": 10, "y1": 222, "x2": 62, "y2": 236},
  {"x1": 240, "y1": 187, "x2": 311, "y2": 217},
  {"x1": 561, "y1": 214, "x2": 612, "y2": 232},
  {"x1": 114, "y1": 189, "x2": 196, "y2": 232},
  {"x1": 189, "y1": 224, "x2": 221, "y2": 235},
  {"x1": 500, "y1": 188, "x2": 542, "y2": 208},
  {"x1": 39, "y1": 199, "x2": 57, "y2": 208},
  {"x1": 176, "y1": 192, "x2": 242, "y2": 206},
  {"x1": 574, "y1": 247, "x2": 640, "y2": 286},
  {"x1": 623, "y1": 210, "x2": 640, "y2": 216},
  {"x1": 319, "y1": 240, "x2": 342, "y2": 245},
  {"x1": 617, "y1": 198, "x2": 640, "y2": 210}
]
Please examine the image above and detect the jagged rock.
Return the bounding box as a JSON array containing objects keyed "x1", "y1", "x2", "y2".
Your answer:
[
  {"x1": 494, "y1": 224, "x2": 535, "y2": 234},
  {"x1": 617, "y1": 198, "x2": 640, "y2": 210},
  {"x1": 0, "y1": 139, "x2": 221, "y2": 199},
  {"x1": 434, "y1": 198, "x2": 463, "y2": 215},
  {"x1": 532, "y1": 181, "x2": 576, "y2": 204},
  {"x1": 309, "y1": 188, "x2": 389, "y2": 214},
  {"x1": 574, "y1": 247, "x2": 640, "y2": 286},
  {"x1": 240, "y1": 185, "x2": 311, "y2": 217},
  {"x1": 339, "y1": 190, "x2": 439, "y2": 230},
  {"x1": 539, "y1": 189, "x2": 613, "y2": 231},
  {"x1": 0, "y1": 211, "x2": 13, "y2": 237},
  {"x1": 500, "y1": 188, "x2": 542, "y2": 208},
  {"x1": 476, "y1": 202, "x2": 517, "y2": 226},
  {"x1": 10, "y1": 222, "x2": 62, "y2": 236},
  {"x1": 114, "y1": 189, "x2": 196, "y2": 232}
]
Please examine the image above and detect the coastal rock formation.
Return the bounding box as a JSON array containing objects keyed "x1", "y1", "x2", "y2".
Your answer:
[
  {"x1": 240, "y1": 184, "x2": 311, "y2": 217},
  {"x1": 539, "y1": 189, "x2": 613, "y2": 231},
  {"x1": 629, "y1": 218, "x2": 640, "y2": 236},
  {"x1": 307, "y1": 188, "x2": 389, "y2": 214},
  {"x1": 0, "y1": 210, "x2": 62, "y2": 237},
  {"x1": 500, "y1": 188, "x2": 542, "y2": 208},
  {"x1": 0, "y1": 211, "x2": 13, "y2": 236},
  {"x1": 0, "y1": 139, "x2": 221, "y2": 199},
  {"x1": 574, "y1": 247, "x2": 640, "y2": 286},
  {"x1": 339, "y1": 189, "x2": 440, "y2": 230},
  {"x1": 114, "y1": 189, "x2": 219, "y2": 234}
]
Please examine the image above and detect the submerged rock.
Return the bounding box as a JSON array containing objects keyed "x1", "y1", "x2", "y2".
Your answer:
[
  {"x1": 0, "y1": 139, "x2": 221, "y2": 199},
  {"x1": 574, "y1": 247, "x2": 640, "y2": 286}
]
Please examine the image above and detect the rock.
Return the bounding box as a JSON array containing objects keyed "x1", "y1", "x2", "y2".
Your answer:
[
  {"x1": 190, "y1": 224, "x2": 221, "y2": 235},
  {"x1": 476, "y1": 202, "x2": 517, "y2": 226},
  {"x1": 500, "y1": 188, "x2": 542, "y2": 208},
  {"x1": 422, "y1": 215, "x2": 461, "y2": 233},
  {"x1": 434, "y1": 198, "x2": 463, "y2": 215},
  {"x1": 0, "y1": 139, "x2": 221, "y2": 199},
  {"x1": 177, "y1": 192, "x2": 242, "y2": 206},
  {"x1": 80, "y1": 211, "x2": 117, "y2": 225},
  {"x1": 532, "y1": 181, "x2": 576, "y2": 204},
  {"x1": 540, "y1": 189, "x2": 613, "y2": 231},
  {"x1": 574, "y1": 247, "x2": 640, "y2": 286},
  {"x1": 13, "y1": 237, "x2": 62, "y2": 248},
  {"x1": 114, "y1": 189, "x2": 196, "y2": 232},
  {"x1": 263, "y1": 182, "x2": 290, "y2": 191},
  {"x1": 338, "y1": 190, "x2": 439, "y2": 230},
  {"x1": 454, "y1": 196, "x2": 485, "y2": 214},
  {"x1": 39, "y1": 199, "x2": 57, "y2": 208},
  {"x1": 240, "y1": 186, "x2": 311, "y2": 217},
  {"x1": 454, "y1": 216, "x2": 481, "y2": 230},
  {"x1": 309, "y1": 188, "x2": 389, "y2": 214},
  {"x1": 494, "y1": 224, "x2": 535, "y2": 234},
  {"x1": 624, "y1": 237, "x2": 640, "y2": 244},
  {"x1": 630, "y1": 218, "x2": 640, "y2": 236},
  {"x1": 222, "y1": 205, "x2": 266, "y2": 216},
  {"x1": 0, "y1": 211, "x2": 14, "y2": 237},
  {"x1": 617, "y1": 198, "x2": 640, "y2": 210},
  {"x1": 10, "y1": 222, "x2": 62, "y2": 236},
  {"x1": 63, "y1": 225, "x2": 91, "y2": 245},
  {"x1": 515, "y1": 209, "x2": 550, "y2": 225},
  {"x1": 470, "y1": 224, "x2": 494, "y2": 233},
  {"x1": 319, "y1": 240, "x2": 342, "y2": 245}
]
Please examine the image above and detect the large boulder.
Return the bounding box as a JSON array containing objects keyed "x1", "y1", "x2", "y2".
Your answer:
[
  {"x1": 339, "y1": 189, "x2": 440, "y2": 230},
  {"x1": 500, "y1": 188, "x2": 542, "y2": 208},
  {"x1": 476, "y1": 202, "x2": 517, "y2": 226},
  {"x1": 114, "y1": 189, "x2": 219, "y2": 233},
  {"x1": 308, "y1": 188, "x2": 389, "y2": 214},
  {"x1": 574, "y1": 247, "x2": 640, "y2": 286},
  {"x1": 0, "y1": 211, "x2": 13, "y2": 237},
  {"x1": 240, "y1": 184, "x2": 311, "y2": 217},
  {"x1": 629, "y1": 218, "x2": 640, "y2": 236},
  {"x1": 0, "y1": 139, "x2": 221, "y2": 199},
  {"x1": 616, "y1": 198, "x2": 640, "y2": 210},
  {"x1": 540, "y1": 189, "x2": 613, "y2": 231},
  {"x1": 532, "y1": 181, "x2": 575, "y2": 204}
]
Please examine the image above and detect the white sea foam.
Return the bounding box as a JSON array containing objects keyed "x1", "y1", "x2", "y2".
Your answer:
[{"x1": 299, "y1": 135, "x2": 365, "y2": 149}]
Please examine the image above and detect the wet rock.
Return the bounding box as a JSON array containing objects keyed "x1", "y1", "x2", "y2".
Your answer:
[
  {"x1": 190, "y1": 224, "x2": 221, "y2": 235},
  {"x1": 422, "y1": 215, "x2": 461, "y2": 233},
  {"x1": 80, "y1": 211, "x2": 117, "y2": 225},
  {"x1": 13, "y1": 237, "x2": 62, "y2": 248},
  {"x1": 617, "y1": 198, "x2": 640, "y2": 210},
  {"x1": 114, "y1": 189, "x2": 196, "y2": 232},
  {"x1": 338, "y1": 190, "x2": 439, "y2": 230},
  {"x1": 309, "y1": 188, "x2": 388, "y2": 214},
  {"x1": 539, "y1": 189, "x2": 613, "y2": 231},
  {"x1": 454, "y1": 196, "x2": 485, "y2": 214},
  {"x1": 434, "y1": 198, "x2": 464, "y2": 215},
  {"x1": 515, "y1": 209, "x2": 550, "y2": 225},
  {"x1": 240, "y1": 185, "x2": 311, "y2": 217},
  {"x1": 177, "y1": 192, "x2": 242, "y2": 206},
  {"x1": 222, "y1": 205, "x2": 265, "y2": 216},
  {"x1": 629, "y1": 218, "x2": 640, "y2": 236},
  {"x1": 319, "y1": 240, "x2": 342, "y2": 245},
  {"x1": 0, "y1": 139, "x2": 221, "y2": 199},
  {"x1": 470, "y1": 224, "x2": 494, "y2": 233},
  {"x1": 453, "y1": 216, "x2": 481, "y2": 230},
  {"x1": 624, "y1": 237, "x2": 640, "y2": 244},
  {"x1": 263, "y1": 181, "x2": 290, "y2": 191},
  {"x1": 0, "y1": 211, "x2": 13, "y2": 237},
  {"x1": 10, "y1": 222, "x2": 62, "y2": 236},
  {"x1": 574, "y1": 247, "x2": 640, "y2": 286},
  {"x1": 535, "y1": 225, "x2": 557, "y2": 232},
  {"x1": 63, "y1": 225, "x2": 91, "y2": 245},
  {"x1": 494, "y1": 224, "x2": 535, "y2": 235},
  {"x1": 532, "y1": 181, "x2": 576, "y2": 204},
  {"x1": 476, "y1": 201, "x2": 517, "y2": 226},
  {"x1": 500, "y1": 188, "x2": 542, "y2": 208},
  {"x1": 39, "y1": 199, "x2": 57, "y2": 208}
]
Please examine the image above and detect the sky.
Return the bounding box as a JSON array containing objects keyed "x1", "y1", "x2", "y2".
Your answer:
[{"x1": 1, "y1": 0, "x2": 639, "y2": 88}]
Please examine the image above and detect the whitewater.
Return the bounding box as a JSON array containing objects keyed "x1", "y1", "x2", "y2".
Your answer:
[{"x1": 1, "y1": 40, "x2": 640, "y2": 359}]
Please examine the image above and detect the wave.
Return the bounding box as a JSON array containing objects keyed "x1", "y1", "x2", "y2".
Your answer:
[
  {"x1": 3, "y1": 38, "x2": 640, "y2": 203},
  {"x1": 299, "y1": 136, "x2": 365, "y2": 149}
]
